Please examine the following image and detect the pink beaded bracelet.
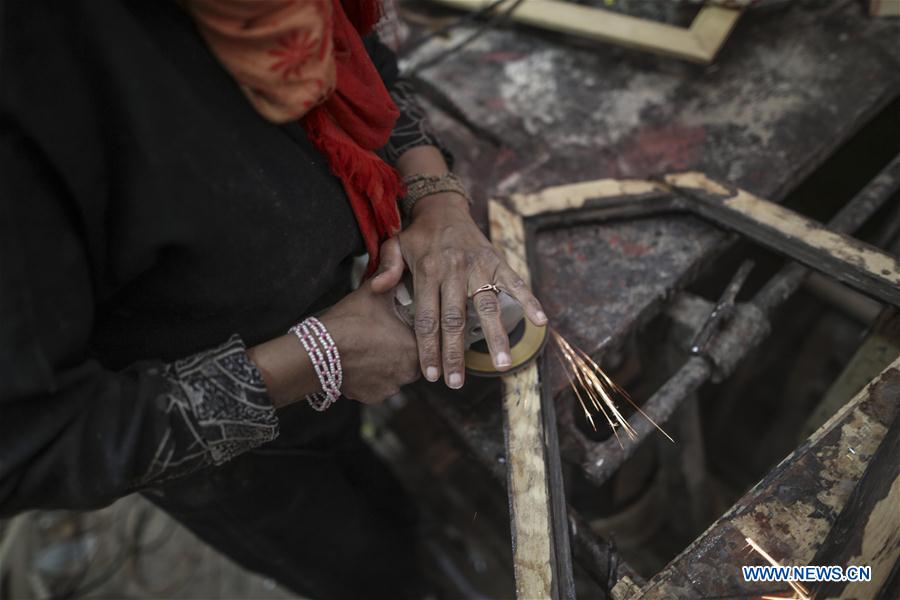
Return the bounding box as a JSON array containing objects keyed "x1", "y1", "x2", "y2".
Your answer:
[
  {"x1": 289, "y1": 317, "x2": 342, "y2": 411},
  {"x1": 307, "y1": 318, "x2": 342, "y2": 392}
]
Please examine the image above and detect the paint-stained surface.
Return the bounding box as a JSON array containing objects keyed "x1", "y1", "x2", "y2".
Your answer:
[
  {"x1": 412, "y1": 2, "x2": 900, "y2": 200},
  {"x1": 406, "y1": 4, "x2": 900, "y2": 590}
]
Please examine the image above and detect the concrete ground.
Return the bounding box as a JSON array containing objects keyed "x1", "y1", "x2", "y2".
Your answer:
[{"x1": 0, "y1": 495, "x2": 300, "y2": 599}]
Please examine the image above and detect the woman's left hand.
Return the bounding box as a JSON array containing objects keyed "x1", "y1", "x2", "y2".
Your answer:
[{"x1": 370, "y1": 192, "x2": 547, "y2": 389}]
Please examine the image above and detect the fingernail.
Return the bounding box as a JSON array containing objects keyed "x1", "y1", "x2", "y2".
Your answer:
[
  {"x1": 496, "y1": 352, "x2": 511, "y2": 368},
  {"x1": 448, "y1": 373, "x2": 463, "y2": 389},
  {"x1": 536, "y1": 311, "x2": 548, "y2": 324},
  {"x1": 426, "y1": 366, "x2": 439, "y2": 382}
]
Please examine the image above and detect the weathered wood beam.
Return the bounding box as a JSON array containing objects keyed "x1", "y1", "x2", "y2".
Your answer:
[
  {"x1": 489, "y1": 199, "x2": 557, "y2": 598},
  {"x1": 630, "y1": 355, "x2": 900, "y2": 599},
  {"x1": 810, "y1": 410, "x2": 900, "y2": 598}
]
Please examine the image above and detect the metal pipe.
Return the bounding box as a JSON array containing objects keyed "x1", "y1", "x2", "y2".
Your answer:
[
  {"x1": 803, "y1": 273, "x2": 883, "y2": 324},
  {"x1": 568, "y1": 509, "x2": 643, "y2": 598},
  {"x1": 581, "y1": 356, "x2": 711, "y2": 487},
  {"x1": 755, "y1": 151, "x2": 900, "y2": 312},
  {"x1": 579, "y1": 152, "x2": 900, "y2": 488}
]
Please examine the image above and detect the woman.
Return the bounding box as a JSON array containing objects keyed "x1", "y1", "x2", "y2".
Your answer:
[{"x1": 0, "y1": 0, "x2": 546, "y2": 597}]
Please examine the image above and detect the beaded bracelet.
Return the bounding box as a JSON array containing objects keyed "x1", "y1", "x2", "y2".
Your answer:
[
  {"x1": 297, "y1": 322, "x2": 335, "y2": 410},
  {"x1": 288, "y1": 316, "x2": 342, "y2": 411},
  {"x1": 399, "y1": 172, "x2": 471, "y2": 218},
  {"x1": 307, "y1": 317, "x2": 342, "y2": 392}
]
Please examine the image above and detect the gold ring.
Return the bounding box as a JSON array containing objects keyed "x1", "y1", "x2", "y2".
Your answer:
[{"x1": 471, "y1": 283, "x2": 501, "y2": 297}]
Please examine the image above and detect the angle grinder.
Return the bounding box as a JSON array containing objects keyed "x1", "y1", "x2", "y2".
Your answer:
[{"x1": 393, "y1": 277, "x2": 548, "y2": 376}]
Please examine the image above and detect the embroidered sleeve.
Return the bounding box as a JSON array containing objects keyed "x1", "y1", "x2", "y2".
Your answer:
[
  {"x1": 385, "y1": 79, "x2": 455, "y2": 168},
  {"x1": 0, "y1": 114, "x2": 282, "y2": 515},
  {"x1": 137, "y1": 335, "x2": 280, "y2": 487}
]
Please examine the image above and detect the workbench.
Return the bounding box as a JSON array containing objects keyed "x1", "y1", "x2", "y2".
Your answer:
[
  {"x1": 396, "y1": 0, "x2": 900, "y2": 595},
  {"x1": 408, "y1": 0, "x2": 900, "y2": 370}
]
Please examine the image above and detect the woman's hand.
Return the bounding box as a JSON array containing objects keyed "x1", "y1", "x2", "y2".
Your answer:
[
  {"x1": 247, "y1": 279, "x2": 419, "y2": 407},
  {"x1": 318, "y1": 280, "x2": 420, "y2": 404},
  {"x1": 370, "y1": 195, "x2": 547, "y2": 390}
]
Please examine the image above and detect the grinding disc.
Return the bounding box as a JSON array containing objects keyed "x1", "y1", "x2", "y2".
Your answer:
[
  {"x1": 464, "y1": 317, "x2": 548, "y2": 377},
  {"x1": 393, "y1": 278, "x2": 548, "y2": 377}
]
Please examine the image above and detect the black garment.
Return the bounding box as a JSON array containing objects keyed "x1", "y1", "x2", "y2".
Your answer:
[{"x1": 0, "y1": 1, "x2": 442, "y2": 597}]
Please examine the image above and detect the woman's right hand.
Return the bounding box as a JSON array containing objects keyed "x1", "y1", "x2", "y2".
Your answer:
[
  {"x1": 319, "y1": 279, "x2": 420, "y2": 404},
  {"x1": 247, "y1": 278, "x2": 419, "y2": 408}
]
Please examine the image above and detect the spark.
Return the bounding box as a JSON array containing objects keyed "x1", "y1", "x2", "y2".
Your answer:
[
  {"x1": 744, "y1": 537, "x2": 810, "y2": 600},
  {"x1": 550, "y1": 330, "x2": 673, "y2": 446}
]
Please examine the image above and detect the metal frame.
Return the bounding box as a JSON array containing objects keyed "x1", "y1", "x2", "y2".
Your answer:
[
  {"x1": 487, "y1": 167, "x2": 900, "y2": 598},
  {"x1": 507, "y1": 173, "x2": 900, "y2": 307},
  {"x1": 488, "y1": 201, "x2": 573, "y2": 598}
]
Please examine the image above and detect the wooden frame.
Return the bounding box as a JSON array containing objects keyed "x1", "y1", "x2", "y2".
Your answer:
[
  {"x1": 487, "y1": 171, "x2": 900, "y2": 599},
  {"x1": 428, "y1": 0, "x2": 743, "y2": 64}
]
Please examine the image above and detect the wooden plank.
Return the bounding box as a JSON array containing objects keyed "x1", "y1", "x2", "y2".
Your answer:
[
  {"x1": 427, "y1": 0, "x2": 741, "y2": 64},
  {"x1": 666, "y1": 172, "x2": 900, "y2": 307},
  {"x1": 690, "y1": 3, "x2": 743, "y2": 56},
  {"x1": 488, "y1": 199, "x2": 555, "y2": 598},
  {"x1": 509, "y1": 178, "x2": 663, "y2": 217},
  {"x1": 502, "y1": 365, "x2": 554, "y2": 597},
  {"x1": 639, "y1": 356, "x2": 900, "y2": 598},
  {"x1": 810, "y1": 411, "x2": 900, "y2": 598}
]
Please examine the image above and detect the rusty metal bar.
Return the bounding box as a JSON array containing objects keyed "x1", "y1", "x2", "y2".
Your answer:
[
  {"x1": 755, "y1": 151, "x2": 900, "y2": 312},
  {"x1": 580, "y1": 356, "x2": 711, "y2": 486},
  {"x1": 563, "y1": 165, "x2": 900, "y2": 487},
  {"x1": 541, "y1": 377, "x2": 578, "y2": 599}
]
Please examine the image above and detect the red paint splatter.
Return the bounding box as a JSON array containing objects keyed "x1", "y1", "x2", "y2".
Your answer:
[
  {"x1": 607, "y1": 233, "x2": 650, "y2": 257},
  {"x1": 482, "y1": 51, "x2": 526, "y2": 62},
  {"x1": 616, "y1": 123, "x2": 707, "y2": 175}
]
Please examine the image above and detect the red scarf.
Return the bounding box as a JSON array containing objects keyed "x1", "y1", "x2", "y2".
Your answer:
[{"x1": 186, "y1": 0, "x2": 402, "y2": 275}]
